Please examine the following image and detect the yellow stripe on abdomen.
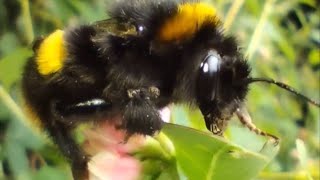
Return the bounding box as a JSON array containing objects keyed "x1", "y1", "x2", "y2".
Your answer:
[
  {"x1": 36, "y1": 30, "x2": 66, "y2": 75},
  {"x1": 158, "y1": 3, "x2": 218, "y2": 42}
]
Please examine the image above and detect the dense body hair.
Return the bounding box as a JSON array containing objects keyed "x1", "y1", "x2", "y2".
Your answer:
[{"x1": 22, "y1": 0, "x2": 250, "y2": 179}]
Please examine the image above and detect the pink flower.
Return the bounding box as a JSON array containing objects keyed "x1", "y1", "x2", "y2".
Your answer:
[
  {"x1": 83, "y1": 119, "x2": 144, "y2": 180},
  {"x1": 88, "y1": 151, "x2": 141, "y2": 180},
  {"x1": 83, "y1": 107, "x2": 171, "y2": 180}
]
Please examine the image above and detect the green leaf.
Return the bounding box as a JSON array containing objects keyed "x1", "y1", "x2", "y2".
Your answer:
[
  {"x1": 308, "y1": 49, "x2": 320, "y2": 66},
  {"x1": 135, "y1": 135, "x2": 179, "y2": 180},
  {"x1": 33, "y1": 166, "x2": 71, "y2": 180},
  {"x1": 0, "y1": 48, "x2": 31, "y2": 90},
  {"x1": 4, "y1": 141, "x2": 31, "y2": 180},
  {"x1": 162, "y1": 123, "x2": 279, "y2": 180}
]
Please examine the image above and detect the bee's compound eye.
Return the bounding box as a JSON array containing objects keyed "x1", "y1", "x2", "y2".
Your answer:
[{"x1": 197, "y1": 51, "x2": 221, "y2": 102}]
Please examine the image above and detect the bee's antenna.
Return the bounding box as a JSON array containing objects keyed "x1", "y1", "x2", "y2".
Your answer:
[{"x1": 245, "y1": 77, "x2": 320, "y2": 107}]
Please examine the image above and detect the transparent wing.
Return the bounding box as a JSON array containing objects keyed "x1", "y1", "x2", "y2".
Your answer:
[{"x1": 92, "y1": 19, "x2": 137, "y2": 37}]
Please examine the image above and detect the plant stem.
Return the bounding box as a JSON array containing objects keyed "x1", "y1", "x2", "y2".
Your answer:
[
  {"x1": 246, "y1": 0, "x2": 275, "y2": 60},
  {"x1": 223, "y1": 0, "x2": 245, "y2": 31},
  {"x1": 0, "y1": 85, "x2": 27, "y2": 125},
  {"x1": 259, "y1": 171, "x2": 318, "y2": 180},
  {"x1": 20, "y1": 0, "x2": 34, "y2": 44}
]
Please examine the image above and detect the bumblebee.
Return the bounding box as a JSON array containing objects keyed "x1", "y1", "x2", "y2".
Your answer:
[{"x1": 22, "y1": 0, "x2": 320, "y2": 179}]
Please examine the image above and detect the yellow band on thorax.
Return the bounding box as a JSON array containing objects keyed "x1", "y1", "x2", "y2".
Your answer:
[
  {"x1": 36, "y1": 30, "x2": 66, "y2": 75},
  {"x1": 158, "y1": 3, "x2": 218, "y2": 42}
]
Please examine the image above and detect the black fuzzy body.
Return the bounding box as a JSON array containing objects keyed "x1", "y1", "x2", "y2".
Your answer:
[{"x1": 22, "y1": 0, "x2": 250, "y2": 179}]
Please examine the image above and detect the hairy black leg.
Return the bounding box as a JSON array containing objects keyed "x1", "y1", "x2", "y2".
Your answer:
[
  {"x1": 123, "y1": 86, "x2": 162, "y2": 136},
  {"x1": 48, "y1": 102, "x2": 89, "y2": 180}
]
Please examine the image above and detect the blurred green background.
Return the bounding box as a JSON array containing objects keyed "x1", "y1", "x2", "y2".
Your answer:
[{"x1": 0, "y1": 0, "x2": 319, "y2": 179}]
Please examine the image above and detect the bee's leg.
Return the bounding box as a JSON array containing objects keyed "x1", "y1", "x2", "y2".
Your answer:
[
  {"x1": 235, "y1": 105, "x2": 279, "y2": 144},
  {"x1": 123, "y1": 86, "x2": 163, "y2": 136},
  {"x1": 45, "y1": 121, "x2": 88, "y2": 179},
  {"x1": 47, "y1": 102, "x2": 89, "y2": 180}
]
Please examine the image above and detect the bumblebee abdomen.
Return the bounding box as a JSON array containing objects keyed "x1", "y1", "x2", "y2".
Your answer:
[
  {"x1": 22, "y1": 26, "x2": 105, "y2": 125},
  {"x1": 22, "y1": 57, "x2": 51, "y2": 127}
]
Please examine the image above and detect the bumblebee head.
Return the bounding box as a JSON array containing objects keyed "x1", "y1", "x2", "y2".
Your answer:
[
  {"x1": 105, "y1": 1, "x2": 251, "y2": 131},
  {"x1": 153, "y1": 2, "x2": 250, "y2": 125}
]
